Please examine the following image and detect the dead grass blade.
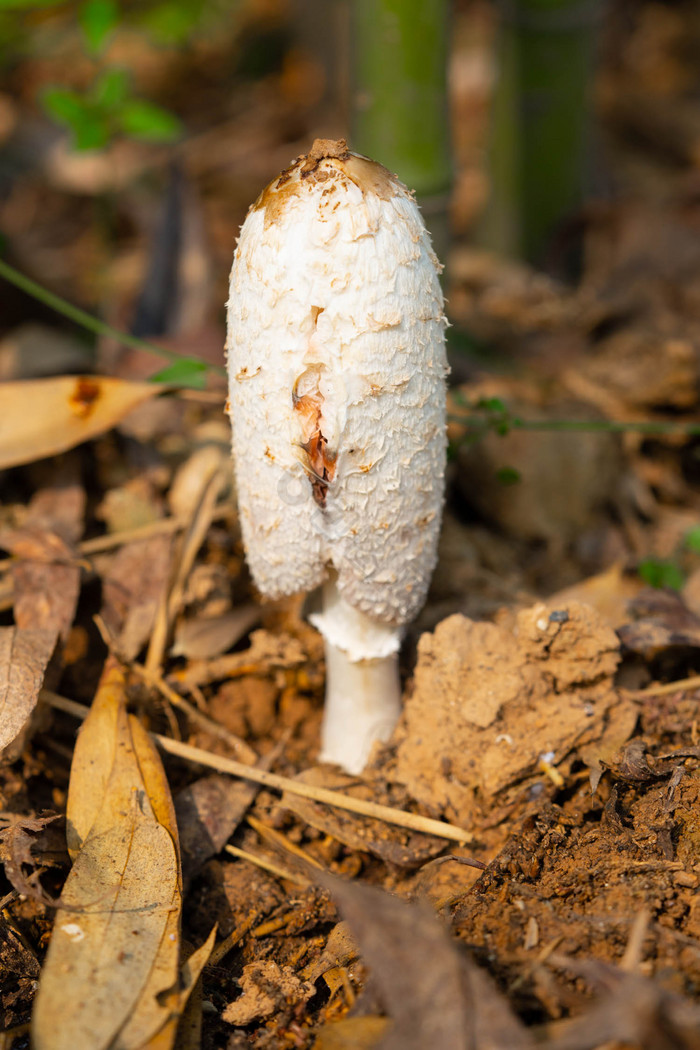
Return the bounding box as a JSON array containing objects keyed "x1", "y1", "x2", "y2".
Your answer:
[{"x1": 145, "y1": 463, "x2": 226, "y2": 676}]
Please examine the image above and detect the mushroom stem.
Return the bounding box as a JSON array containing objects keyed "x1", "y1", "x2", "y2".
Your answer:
[{"x1": 309, "y1": 577, "x2": 402, "y2": 774}]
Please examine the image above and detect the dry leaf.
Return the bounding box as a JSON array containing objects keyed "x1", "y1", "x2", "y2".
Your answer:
[
  {"x1": 316, "y1": 871, "x2": 532, "y2": 1050},
  {"x1": 100, "y1": 534, "x2": 174, "y2": 662},
  {"x1": 175, "y1": 773, "x2": 262, "y2": 888},
  {"x1": 31, "y1": 659, "x2": 186, "y2": 1050},
  {"x1": 6, "y1": 476, "x2": 86, "y2": 642},
  {"x1": 0, "y1": 626, "x2": 57, "y2": 762},
  {"x1": 313, "y1": 1017, "x2": 389, "y2": 1050},
  {"x1": 0, "y1": 813, "x2": 68, "y2": 903},
  {"x1": 163, "y1": 928, "x2": 217, "y2": 1050},
  {"x1": 171, "y1": 606, "x2": 260, "y2": 661},
  {"x1": 0, "y1": 375, "x2": 164, "y2": 469}
]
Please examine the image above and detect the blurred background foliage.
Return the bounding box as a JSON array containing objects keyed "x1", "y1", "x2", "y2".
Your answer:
[
  {"x1": 1, "y1": 0, "x2": 700, "y2": 358},
  {"x1": 3, "y1": 0, "x2": 700, "y2": 591}
]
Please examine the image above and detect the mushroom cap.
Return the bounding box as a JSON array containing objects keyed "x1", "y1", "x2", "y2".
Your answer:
[{"x1": 226, "y1": 139, "x2": 447, "y2": 627}]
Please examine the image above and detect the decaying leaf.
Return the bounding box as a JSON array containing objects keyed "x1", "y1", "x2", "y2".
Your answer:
[
  {"x1": 312, "y1": 1017, "x2": 390, "y2": 1050},
  {"x1": 175, "y1": 772, "x2": 263, "y2": 887},
  {"x1": 30, "y1": 658, "x2": 194, "y2": 1049},
  {"x1": 316, "y1": 871, "x2": 532, "y2": 1050},
  {"x1": 100, "y1": 534, "x2": 174, "y2": 661},
  {"x1": 544, "y1": 958, "x2": 700, "y2": 1050},
  {"x1": 171, "y1": 606, "x2": 260, "y2": 661},
  {"x1": 0, "y1": 626, "x2": 58, "y2": 763},
  {"x1": 0, "y1": 375, "x2": 165, "y2": 469},
  {"x1": 6, "y1": 477, "x2": 86, "y2": 642},
  {"x1": 0, "y1": 813, "x2": 68, "y2": 903}
]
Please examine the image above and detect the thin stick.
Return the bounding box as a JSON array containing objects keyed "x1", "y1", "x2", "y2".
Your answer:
[
  {"x1": 624, "y1": 675, "x2": 700, "y2": 699},
  {"x1": 224, "y1": 845, "x2": 309, "y2": 887},
  {"x1": 208, "y1": 909, "x2": 261, "y2": 967},
  {"x1": 247, "y1": 814, "x2": 325, "y2": 870},
  {"x1": 40, "y1": 690, "x2": 473, "y2": 844},
  {"x1": 131, "y1": 661, "x2": 258, "y2": 763},
  {"x1": 145, "y1": 466, "x2": 225, "y2": 675}
]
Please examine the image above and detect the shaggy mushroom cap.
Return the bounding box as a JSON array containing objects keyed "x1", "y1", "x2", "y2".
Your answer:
[{"x1": 226, "y1": 138, "x2": 448, "y2": 640}]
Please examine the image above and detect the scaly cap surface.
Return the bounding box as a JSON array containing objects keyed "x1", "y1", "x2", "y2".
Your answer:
[{"x1": 226, "y1": 138, "x2": 447, "y2": 629}]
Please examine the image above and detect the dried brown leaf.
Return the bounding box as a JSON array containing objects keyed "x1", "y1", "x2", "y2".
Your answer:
[
  {"x1": 175, "y1": 774, "x2": 261, "y2": 888},
  {"x1": 0, "y1": 814, "x2": 68, "y2": 903},
  {"x1": 0, "y1": 627, "x2": 58, "y2": 763},
  {"x1": 31, "y1": 659, "x2": 185, "y2": 1050},
  {"x1": 317, "y1": 871, "x2": 532, "y2": 1050},
  {"x1": 8, "y1": 478, "x2": 86, "y2": 641},
  {"x1": 312, "y1": 1016, "x2": 389, "y2": 1050},
  {"x1": 12, "y1": 561, "x2": 80, "y2": 641},
  {"x1": 100, "y1": 534, "x2": 174, "y2": 662},
  {"x1": 0, "y1": 375, "x2": 164, "y2": 469},
  {"x1": 545, "y1": 960, "x2": 700, "y2": 1050},
  {"x1": 171, "y1": 606, "x2": 260, "y2": 661}
]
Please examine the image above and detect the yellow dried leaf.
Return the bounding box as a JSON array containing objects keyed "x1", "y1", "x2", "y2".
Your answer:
[
  {"x1": 0, "y1": 376, "x2": 164, "y2": 470},
  {"x1": 32, "y1": 659, "x2": 184, "y2": 1050},
  {"x1": 312, "y1": 1017, "x2": 388, "y2": 1050}
]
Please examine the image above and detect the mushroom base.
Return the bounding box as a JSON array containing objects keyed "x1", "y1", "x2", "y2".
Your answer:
[{"x1": 318, "y1": 640, "x2": 401, "y2": 774}]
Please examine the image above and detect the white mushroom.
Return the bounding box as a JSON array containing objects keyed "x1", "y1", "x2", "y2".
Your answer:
[{"x1": 226, "y1": 138, "x2": 447, "y2": 773}]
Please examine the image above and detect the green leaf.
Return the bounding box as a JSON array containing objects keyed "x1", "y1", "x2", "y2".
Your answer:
[
  {"x1": 117, "y1": 98, "x2": 181, "y2": 141},
  {"x1": 137, "y1": 0, "x2": 203, "y2": 46},
  {"x1": 149, "y1": 359, "x2": 208, "y2": 389},
  {"x1": 638, "y1": 558, "x2": 685, "y2": 592},
  {"x1": 92, "y1": 67, "x2": 129, "y2": 109},
  {"x1": 42, "y1": 86, "x2": 89, "y2": 125},
  {"x1": 80, "y1": 0, "x2": 119, "y2": 54},
  {"x1": 481, "y1": 397, "x2": 507, "y2": 415},
  {"x1": 495, "y1": 465, "x2": 520, "y2": 486},
  {"x1": 685, "y1": 526, "x2": 700, "y2": 554},
  {"x1": 42, "y1": 87, "x2": 111, "y2": 151}
]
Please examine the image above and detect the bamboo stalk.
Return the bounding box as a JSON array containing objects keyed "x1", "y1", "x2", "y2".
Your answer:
[
  {"x1": 482, "y1": 0, "x2": 602, "y2": 267},
  {"x1": 350, "y1": 0, "x2": 452, "y2": 258}
]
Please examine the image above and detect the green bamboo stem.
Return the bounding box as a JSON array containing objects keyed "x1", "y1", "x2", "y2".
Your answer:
[
  {"x1": 482, "y1": 0, "x2": 601, "y2": 267},
  {"x1": 350, "y1": 0, "x2": 452, "y2": 258}
]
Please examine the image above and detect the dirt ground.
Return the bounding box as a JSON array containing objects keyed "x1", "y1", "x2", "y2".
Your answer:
[{"x1": 4, "y1": 1, "x2": 700, "y2": 1048}]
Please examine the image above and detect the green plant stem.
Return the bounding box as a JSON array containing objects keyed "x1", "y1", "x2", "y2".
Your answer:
[
  {"x1": 0, "y1": 258, "x2": 226, "y2": 377},
  {"x1": 450, "y1": 414, "x2": 700, "y2": 437}
]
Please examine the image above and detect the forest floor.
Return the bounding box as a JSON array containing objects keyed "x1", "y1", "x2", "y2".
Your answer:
[{"x1": 3, "y1": 2, "x2": 700, "y2": 1048}]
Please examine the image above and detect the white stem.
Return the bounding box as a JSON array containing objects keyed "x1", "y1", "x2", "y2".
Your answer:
[{"x1": 308, "y1": 578, "x2": 402, "y2": 774}]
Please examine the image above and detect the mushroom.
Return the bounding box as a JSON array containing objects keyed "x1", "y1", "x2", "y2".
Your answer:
[{"x1": 226, "y1": 138, "x2": 447, "y2": 773}]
